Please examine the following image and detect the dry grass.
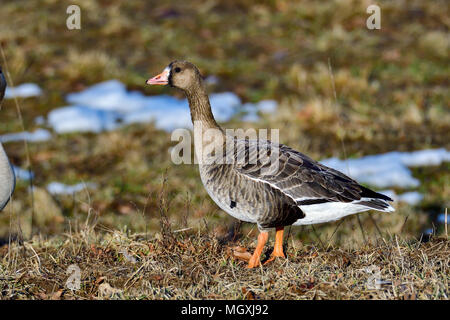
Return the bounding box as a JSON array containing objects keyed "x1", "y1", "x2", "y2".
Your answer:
[
  {"x1": 1, "y1": 176, "x2": 448, "y2": 300},
  {"x1": 1, "y1": 224, "x2": 448, "y2": 300}
]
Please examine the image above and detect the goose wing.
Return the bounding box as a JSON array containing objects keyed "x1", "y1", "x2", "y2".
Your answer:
[{"x1": 232, "y1": 139, "x2": 392, "y2": 209}]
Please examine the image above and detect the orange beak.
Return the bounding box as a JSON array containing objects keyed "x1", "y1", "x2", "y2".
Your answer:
[{"x1": 146, "y1": 67, "x2": 170, "y2": 85}]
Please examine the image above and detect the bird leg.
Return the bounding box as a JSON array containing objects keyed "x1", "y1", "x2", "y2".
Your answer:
[
  {"x1": 247, "y1": 231, "x2": 269, "y2": 268},
  {"x1": 264, "y1": 226, "x2": 285, "y2": 265}
]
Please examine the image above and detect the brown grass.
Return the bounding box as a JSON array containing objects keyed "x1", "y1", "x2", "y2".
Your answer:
[{"x1": 1, "y1": 224, "x2": 448, "y2": 300}]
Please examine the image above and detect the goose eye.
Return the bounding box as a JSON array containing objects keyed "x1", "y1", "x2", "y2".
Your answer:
[{"x1": 174, "y1": 67, "x2": 181, "y2": 73}]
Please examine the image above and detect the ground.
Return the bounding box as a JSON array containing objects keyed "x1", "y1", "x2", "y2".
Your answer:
[
  {"x1": 1, "y1": 228, "x2": 448, "y2": 299},
  {"x1": 0, "y1": 0, "x2": 448, "y2": 299}
]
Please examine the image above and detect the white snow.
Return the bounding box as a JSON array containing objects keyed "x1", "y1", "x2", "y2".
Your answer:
[
  {"x1": 45, "y1": 80, "x2": 277, "y2": 133},
  {"x1": 320, "y1": 148, "x2": 450, "y2": 189},
  {"x1": 47, "y1": 182, "x2": 97, "y2": 195},
  {"x1": 256, "y1": 100, "x2": 278, "y2": 114},
  {"x1": 5, "y1": 83, "x2": 42, "y2": 99},
  {"x1": 204, "y1": 75, "x2": 219, "y2": 85},
  {"x1": 10, "y1": 168, "x2": 97, "y2": 196},
  {"x1": 34, "y1": 116, "x2": 46, "y2": 126},
  {"x1": 241, "y1": 100, "x2": 278, "y2": 122},
  {"x1": 12, "y1": 166, "x2": 33, "y2": 181},
  {"x1": 48, "y1": 106, "x2": 121, "y2": 134},
  {"x1": 379, "y1": 190, "x2": 424, "y2": 206},
  {"x1": 0, "y1": 129, "x2": 51, "y2": 143},
  {"x1": 66, "y1": 80, "x2": 146, "y2": 113},
  {"x1": 397, "y1": 192, "x2": 424, "y2": 205}
]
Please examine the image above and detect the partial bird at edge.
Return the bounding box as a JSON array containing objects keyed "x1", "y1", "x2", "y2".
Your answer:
[{"x1": 0, "y1": 66, "x2": 16, "y2": 211}]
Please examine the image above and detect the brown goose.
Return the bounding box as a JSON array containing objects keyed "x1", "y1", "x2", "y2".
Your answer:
[
  {"x1": 146, "y1": 61, "x2": 394, "y2": 268},
  {"x1": 0, "y1": 66, "x2": 15, "y2": 211}
]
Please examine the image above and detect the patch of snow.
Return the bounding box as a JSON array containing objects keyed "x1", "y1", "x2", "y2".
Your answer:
[
  {"x1": 240, "y1": 112, "x2": 261, "y2": 123},
  {"x1": 257, "y1": 100, "x2": 278, "y2": 114},
  {"x1": 66, "y1": 80, "x2": 144, "y2": 113},
  {"x1": 378, "y1": 190, "x2": 424, "y2": 205},
  {"x1": 204, "y1": 75, "x2": 219, "y2": 85},
  {"x1": 48, "y1": 106, "x2": 121, "y2": 134},
  {"x1": 5, "y1": 83, "x2": 42, "y2": 99},
  {"x1": 437, "y1": 213, "x2": 447, "y2": 224},
  {"x1": 34, "y1": 116, "x2": 46, "y2": 126},
  {"x1": 13, "y1": 166, "x2": 33, "y2": 181},
  {"x1": 122, "y1": 105, "x2": 191, "y2": 131},
  {"x1": 320, "y1": 148, "x2": 450, "y2": 188},
  {"x1": 396, "y1": 149, "x2": 450, "y2": 167},
  {"x1": 47, "y1": 182, "x2": 97, "y2": 195},
  {"x1": 0, "y1": 129, "x2": 51, "y2": 143},
  {"x1": 209, "y1": 92, "x2": 242, "y2": 122},
  {"x1": 397, "y1": 192, "x2": 424, "y2": 205}
]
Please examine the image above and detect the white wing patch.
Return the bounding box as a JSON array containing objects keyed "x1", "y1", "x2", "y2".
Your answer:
[{"x1": 294, "y1": 198, "x2": 394, "y2": 225}]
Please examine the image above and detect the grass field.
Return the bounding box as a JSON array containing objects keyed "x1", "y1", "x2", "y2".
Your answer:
[
  {"x1": 1, "y1": 226, "x2": 448, "y2": 299},
  {"x1": 0, "y1": 0, "x2": 448, "y2": 299}
]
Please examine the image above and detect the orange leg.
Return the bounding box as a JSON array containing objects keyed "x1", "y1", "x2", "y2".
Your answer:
[
  {"x1": 247, "y1": 231, "x2": 269, "y2": 268},
  {"x1": 264, "y1": 227, "x2": 285, "y2": 265}
]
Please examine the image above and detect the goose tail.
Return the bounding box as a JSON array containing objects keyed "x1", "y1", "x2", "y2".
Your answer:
[{"x1": 357, "y1": 187, "x2": 394, "y2": 212}]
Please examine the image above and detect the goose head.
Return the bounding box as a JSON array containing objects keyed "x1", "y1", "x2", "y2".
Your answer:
[
  {"x1": 146, "y1": 61, "x2": 220, "y2": 129},
  {"x1": 146, "y1": 61, "x2": 203, "y2": 93}
]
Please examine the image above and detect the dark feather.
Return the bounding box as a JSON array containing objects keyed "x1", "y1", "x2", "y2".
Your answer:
[{"x1": 234, "y1": 139, "x2": 393, "y2": 205}]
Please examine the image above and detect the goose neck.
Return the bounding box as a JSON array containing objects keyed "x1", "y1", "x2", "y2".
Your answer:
[{"x1": 185, "y1": 86, "x2": 221, "y2": 131}]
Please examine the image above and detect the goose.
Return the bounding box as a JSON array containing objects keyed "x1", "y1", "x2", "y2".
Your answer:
[
  {"x1": 146, "y1": 61, "x2": 394, "y2": 268},
  {"x1": 0, "y1": 66, "x2": 15, "y2": 211}
]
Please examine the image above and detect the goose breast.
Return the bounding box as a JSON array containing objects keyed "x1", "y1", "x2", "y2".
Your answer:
[{"x1": 198, "y1": 137, "x2": 305, "y2": 230}]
